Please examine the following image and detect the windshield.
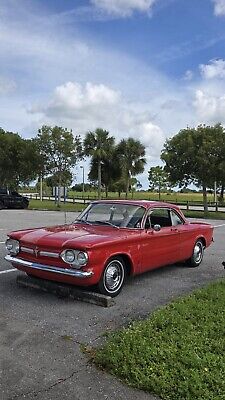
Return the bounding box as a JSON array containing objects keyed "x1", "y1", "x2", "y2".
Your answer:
[{"x1": 75, "y1": 203, "x2": 146, "y2": 228}]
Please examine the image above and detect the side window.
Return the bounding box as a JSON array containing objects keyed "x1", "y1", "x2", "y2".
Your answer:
[
  {"x1": 149, "y1": 208, "x2": 172, "y2": 228},
  {"x1": 170, "y1": 210, "x2": 184, "y2": 226}
]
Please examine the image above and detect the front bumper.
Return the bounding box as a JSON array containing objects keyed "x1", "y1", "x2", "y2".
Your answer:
[{"x1": 4, "y1": 255, "x2": 93, "y2": 279}]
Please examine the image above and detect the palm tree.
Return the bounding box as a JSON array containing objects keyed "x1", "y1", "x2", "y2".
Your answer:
[
  {"x1": 116, "y1": 138, "x2": 146, "y2": 198},
  {"x1": 88, "y1": 149, "x2": 122, "y2": 198},
  {"x1": 84, "y1": 128, "x2": 115, "y2": 199}
]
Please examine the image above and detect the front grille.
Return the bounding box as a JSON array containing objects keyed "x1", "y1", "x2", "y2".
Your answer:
[{"x1": 20, "y1": 246, "x2": 59, "y2": 259}]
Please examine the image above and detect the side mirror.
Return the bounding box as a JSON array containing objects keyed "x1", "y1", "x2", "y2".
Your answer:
[{"x1": 153, "y1": 224, "x2": 161, "y2": 232}]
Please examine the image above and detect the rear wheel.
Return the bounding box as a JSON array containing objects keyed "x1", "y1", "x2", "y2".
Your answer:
[
  {"x1": 0, "y1": 201, "x2": 4, "y2": 210},
  {"x1": 98, "y1": 257, "x2": 126, "y2": 297},
  {"x1": 187, "y1": 240, "x2": 204, "y2": 267}
]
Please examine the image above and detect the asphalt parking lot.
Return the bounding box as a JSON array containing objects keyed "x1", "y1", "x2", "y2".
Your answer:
[{"x1": 0, "y1": 210, "x2": 225, "y2": 400}]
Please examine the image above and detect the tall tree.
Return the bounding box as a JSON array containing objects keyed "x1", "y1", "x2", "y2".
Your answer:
[
  {"x1": 148, "y1": 166, "x2": 170, "y2": 200},
  {"x1": 161, "y1": 124, "x2": 225, "y2": 212},
  {"x1": 36, "y1": 125, "x2": 82, "y2": 205},
  {"x1": 0, "y1": 128, "x2": 41, "y2": 188},
  {"x1": 116, "y1": 138, "x2": 146, "y2": 198},
  {"x1": 84, "y1": 128, "x2": 115, "y2": 199},
  {"x1": 88, "y1": 148, "x2": 121, "y2": 197}
]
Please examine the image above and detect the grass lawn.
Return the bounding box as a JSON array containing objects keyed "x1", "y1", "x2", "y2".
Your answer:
[
  {"x1": 93, "y1": 280, "x2": 225, "y2": 400},
  {"x1": 28, "y1": 199, "x2": 84, "y2": 212},
  {"x1": 183, "y1": 210, "x2": 225, "y2": 220},
  {"x1": 68, "y1": 190, "x2": 220, "y2": 203},
  {"x1": 28, "y1": 199, "x2": 225, "y2": 220}
]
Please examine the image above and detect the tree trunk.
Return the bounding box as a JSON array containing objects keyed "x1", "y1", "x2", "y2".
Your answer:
[
  {"x1": 125, "y1": 174, "x2": 129, "y2": 199},
  {"x1": 57, "y1": 185, "x2": 61, "y2": 207},
  {"x1": 203, "y1": 184, "x2": 208, "y2": 214},
  {"x1": 159, "y1": 184, "x2": 161, "y2": 200},
  {"x1": 105, "y1": 185, "x2": 108, "y2": 198},
  {"x1": 220, "y1": 185, "x2": 224, "y2": 200},
  {"x1": 40, "y1": 174, "x2": 43, "y2": 202},
  {"x1": 57, "y1": 173, "x2": 62, "y2": 207},
  {"x1": 98, "y1": 161, "x2": 101, "y2": 200}
]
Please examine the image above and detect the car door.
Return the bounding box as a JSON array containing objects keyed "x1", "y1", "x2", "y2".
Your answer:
[
  {"x1": 140, "y1": 207, "x2": 181, "y2": 273},
  {"x1": 170, "y1": 209, "x2": 196, "y2": 261},
  {"x1": 11, "y1": 192, "x2": 23, "y2": 208}
]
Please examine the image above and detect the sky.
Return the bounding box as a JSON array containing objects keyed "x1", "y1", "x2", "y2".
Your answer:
[{"x1": 1, "y1": 0, "x2": 225, "y2": 188}]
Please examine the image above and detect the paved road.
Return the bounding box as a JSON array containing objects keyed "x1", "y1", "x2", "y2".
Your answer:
[{"x1": 0, "y1": 210, "x2": 224, "y2": 400}]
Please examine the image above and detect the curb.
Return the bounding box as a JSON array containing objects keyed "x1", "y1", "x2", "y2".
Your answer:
[{"x1": 16, "y1": 274, "x2": 115, "y2": 307}]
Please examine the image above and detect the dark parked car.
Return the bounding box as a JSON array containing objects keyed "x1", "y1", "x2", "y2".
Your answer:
[{"x1": 0, "y1": 189, "x2": 29, "y2": 209}]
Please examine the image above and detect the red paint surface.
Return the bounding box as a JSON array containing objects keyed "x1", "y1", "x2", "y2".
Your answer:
[{"x1": 7, "y1": 201, "x2": 214, "y2": 287}]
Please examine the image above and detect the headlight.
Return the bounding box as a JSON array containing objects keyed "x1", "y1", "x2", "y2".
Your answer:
[
  {"x1": 5, "y1": 238, "x2": 20, "y2": 255},
  {"x1": 77, "y1": 251, "x2": 88, "y2": 266},
  {"x1": 60, "y1": 249, "x2": 88, "y2": 268},
  {"x1": 64, "y1": 250, "x2": 75, "y2": 263}
]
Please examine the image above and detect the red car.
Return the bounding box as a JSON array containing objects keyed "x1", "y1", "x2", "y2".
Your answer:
[{"x1": 5, "y1": 200, "x2": 213, "y2": 297}]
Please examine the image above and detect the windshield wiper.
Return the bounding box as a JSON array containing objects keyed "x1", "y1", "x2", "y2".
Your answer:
[
  {"x1": 75, "y1": 219, "x2": 92, "y2": 225},
  {"x1": 94, "y1": 220, "x2": 119, "y2": 229}
]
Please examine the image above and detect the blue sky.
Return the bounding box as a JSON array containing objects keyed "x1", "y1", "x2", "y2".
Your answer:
[{"x1": 1, "y1": 0, "x2": 225, "y2": 187}]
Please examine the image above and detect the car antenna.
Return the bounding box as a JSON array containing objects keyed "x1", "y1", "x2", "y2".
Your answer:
[{"x1": 64, "y1": 210, "x2": 67, "y2": 226}]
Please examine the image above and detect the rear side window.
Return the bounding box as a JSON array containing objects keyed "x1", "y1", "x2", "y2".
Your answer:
[
  {"x1": 149, "y1": 208, "x2": 172, "y2": 228},
  {"x1": 170, "y1": 210, "x2": 184, "y2": 226}
]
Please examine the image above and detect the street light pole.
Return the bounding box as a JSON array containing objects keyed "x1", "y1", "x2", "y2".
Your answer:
[
  {"x1": 40, "y1": 174, "x2": 43, "y2": 202},
  {"x1": 80, "y1": 166, "x2": 85, "y2": 197}
]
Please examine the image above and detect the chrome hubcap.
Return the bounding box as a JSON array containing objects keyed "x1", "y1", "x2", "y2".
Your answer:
[
  {"x1": 104, "y1": 261, "x2": 124, "y2": 293},
  {"x1": 193, "y1": 243, "x2": 203, "y2": 264}
]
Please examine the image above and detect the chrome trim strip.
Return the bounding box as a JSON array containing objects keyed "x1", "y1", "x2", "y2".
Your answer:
[
  {"x1": 4, "y1": 255, "x2": 93, "y2": 279},
  {"x1": 21, "y1": 246, "x2": 34, "y2": 254},
  {"x1": 39, "y1": 251, "x2": 59, "y2": 258}
]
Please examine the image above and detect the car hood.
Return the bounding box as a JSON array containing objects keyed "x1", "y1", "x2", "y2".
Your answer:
[{"x1": 10, "y1": 223, "x2": 137, "y2": 249}]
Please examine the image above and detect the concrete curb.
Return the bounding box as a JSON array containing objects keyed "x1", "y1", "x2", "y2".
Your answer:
[{"x1": 16, "y1": 274, "x2": 115, "y2": 307}]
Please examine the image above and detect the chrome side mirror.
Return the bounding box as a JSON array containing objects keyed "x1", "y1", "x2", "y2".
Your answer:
[{"x1": 153, "y1": 224, "x2": 161, "y2": 232}]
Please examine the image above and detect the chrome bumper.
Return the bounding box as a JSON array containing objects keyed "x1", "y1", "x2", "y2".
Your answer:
[{"x1": 4, "y1": 255, "x2": 93, "y2": 279}]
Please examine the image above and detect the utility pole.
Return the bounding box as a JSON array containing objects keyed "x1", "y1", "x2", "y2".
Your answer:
[{"x1": 80, "y1": 166, "x2": 85, "y2": 197}]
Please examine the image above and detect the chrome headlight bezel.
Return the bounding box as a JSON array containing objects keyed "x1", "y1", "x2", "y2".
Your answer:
[
  {"x1": 5, "y1": 238, "x2": 20, "y2": 256},
  {"x1": 60, "y1": 249, "x2": 88, "y2": 269}
]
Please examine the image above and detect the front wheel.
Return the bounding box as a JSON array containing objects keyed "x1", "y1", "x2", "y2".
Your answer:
[
  {"x1": 187, "y1": 240, "x2": 204, "y2": 267},
  {"x1": 98, "y1": 257, "x2": 126, "y2": 297},
  {"x1": 21, "y1": 201, "x2": 29, "y2": 209}
]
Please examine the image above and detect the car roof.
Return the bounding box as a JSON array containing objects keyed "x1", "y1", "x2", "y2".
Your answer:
[{"x1": 91, "y1": 199, "x2": 181, "y2": 210}]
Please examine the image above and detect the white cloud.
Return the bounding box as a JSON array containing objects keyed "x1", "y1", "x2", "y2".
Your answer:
[
  {"x1": 193, "y1": 58, "x2": 225, "y2": 124},
  {"x1": 29, "y1": 80, "x2": 168, "y2": 168},
  {"x1": 91, "y1": 0, "x2": 157, "y2": 17},
  {"x1": 212, "y1": 0, "x2": 225, "y2": 16},
  {"x1": 194, "y1": 89, "x2": 225, "y2": 124},
  {"x1": 54, "y1": 81, "x2": 119, "y2": 108},
  {"x1": 30, "y1": 81, "x2": 120, "y2": 120},
  {"x1": 200, "y1": 59, "x2": 225, "y2": 79},
  {"x1": 141, "y1": 122, "x2": 165, "y2": 154}
]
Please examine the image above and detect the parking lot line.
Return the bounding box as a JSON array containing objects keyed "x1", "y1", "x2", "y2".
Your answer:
[
  {"x1": 213, "y1": 223, "x2": 225, "y2": 228},
  {"x1": 0, "y1": 269, "x2": 17, "y2": 275},
  {"x1": 0, "y1": 241, "x2": 5, "y2": 244}
]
